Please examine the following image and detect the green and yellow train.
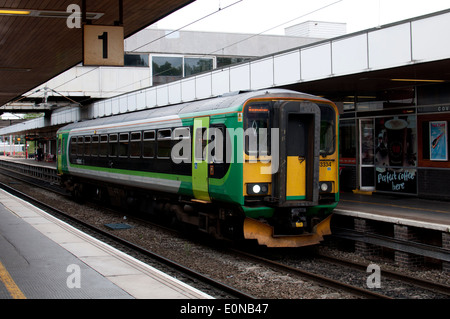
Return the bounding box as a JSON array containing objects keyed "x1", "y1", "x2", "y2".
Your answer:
[{"x1": 57, "y1": 89, "x2": 339, "y2": 247}]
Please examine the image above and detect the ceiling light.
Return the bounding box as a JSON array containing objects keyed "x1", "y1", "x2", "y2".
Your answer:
[
  {"x1": 391, "y1": 79, "x2": 445, "y2": 83},
  {"x1": 0, "y1": 8, "x2": 103, "y2": 20},
  {"x1": 0, "y1": 9, "x2": 31, "y2": 15}
]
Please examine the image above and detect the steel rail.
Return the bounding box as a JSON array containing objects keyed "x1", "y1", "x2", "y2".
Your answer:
[
  {"x1": 229, "y1": 248, "x2": 392, "y2": 299},
  {"x1": 0, "y1": 181, "x2": 255, "y2": 300},
  {"x1": 317, "y1": 253, "x2": 450, "y2": 297}
]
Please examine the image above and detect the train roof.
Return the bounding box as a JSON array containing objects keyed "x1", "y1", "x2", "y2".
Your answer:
[{"x1": 59, "y1": 89, "x2": 328, "y2": 132}]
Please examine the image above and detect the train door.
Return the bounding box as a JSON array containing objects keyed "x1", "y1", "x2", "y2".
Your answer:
[
  {"x1": 359, "y1": 119, "x2": 375, "y2": 191},
  {"x1": 192, "y1": 117, "x2": 210, "y2": 201},
  {"x1": 274, "y1": 101, "x2": 320, "y2": 206},
  {"x1": 57, "y1": 133, "x2": 68, "y2": 173}
]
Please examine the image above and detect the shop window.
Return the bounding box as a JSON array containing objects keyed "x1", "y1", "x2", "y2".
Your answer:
[
  {"x1": 374, "y1": 116, "x2": 416, "y2": 168},
  {"x1": 417, "y1": 83, "x2": 450, "y2": 106},
  {"x1": 152, "y1": 56, "x2": 182, "y2": 86},
  {"x1": 184, "y1": 57, "x2": 213, "y2": 76},
  {"x1": 216, "y1": 57, "x2": 252, "y2": 68},
  {"x1": 340, "y1": 119, "x2": 356, "y2": 164},
  {"x1": 124, "y1": 54, "x2": 149, "y2": 67}
]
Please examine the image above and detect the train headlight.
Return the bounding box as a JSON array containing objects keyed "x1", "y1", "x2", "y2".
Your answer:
[
  {"x1": 319, "y1": 182, "x2": 332, "y2": 193},
  {"x1": 247, "y1": 183, "x2": 269, "y2": 195}
]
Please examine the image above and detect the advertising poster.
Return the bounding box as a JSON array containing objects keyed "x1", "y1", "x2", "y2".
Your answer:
[
  {"x1": 374, "y1": 115, "x2": 417, "y2": 194},
  {"x1": 429, "y1": 121, "x2": 448, "y2": 161},
  {"x1": 374, "y1": 115, "x2": 416, "y2": 168}
]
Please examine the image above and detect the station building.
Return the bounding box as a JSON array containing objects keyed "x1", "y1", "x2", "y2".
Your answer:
[{"x1": 2, "y1": 9, "x2": 450, "y2": 200}]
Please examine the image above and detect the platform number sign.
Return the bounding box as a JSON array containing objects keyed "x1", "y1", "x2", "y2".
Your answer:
[{"x1": 83, "y1": 25, "x2": 124, "y2": 66}]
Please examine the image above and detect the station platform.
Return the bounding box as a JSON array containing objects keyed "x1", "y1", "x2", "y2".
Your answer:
[
  {"x1": 336, "y1": 192, "x2": 450, "y2": 233},
  {"x1": 0, "y1": 155, "x2": 56, "y2": 169},
  {"x1": 0, "y1": 188, "x2": 212, "y2": 299}
]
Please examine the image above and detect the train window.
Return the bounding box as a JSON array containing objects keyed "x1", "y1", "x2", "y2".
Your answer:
[
  {"x1": 70, "y1": 137, "x2": 77, "y2": 156},
  {"x1": 318, "y1": 104, "x2": 336, "y2": 156},
  {"x1": 143, "y1": 130, "x2": 155, "y2": 158},
  {"x1": 109, "y1": 134, "x2": 118, "y2": 157},
  {"x1": 91, "y1": 135, "x2": 99, "y2": 156},
  {"x1": 173, "y1": 127, "x2": 190, "y2": 161},
  {"x1": 157, "y1": 129, "x2": 172, "y2": 159},
  {"x1": 84, "y1": 136, "x2": 91, "y2": 156},
  {"x1": 130, "y1": 132, "x2": 141, "y2": 158},
  {"x1": 244, "y1": 104, "x2": 271, "y2": 157},
  {"x1": 119, "y1": 133, "x2": 129, "y2": 157},
  {"x1": 173, "y1": 127, "x2": 190, "y2": 139},
  {"x1": 77, "y1": 136, "x2": 84, "y2": 156},
  {"x1": 99, "y1": 135, "x2": 108, "y2": 157}
]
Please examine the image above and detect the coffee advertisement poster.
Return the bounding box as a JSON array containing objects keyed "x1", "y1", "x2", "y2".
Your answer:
[
  {"x1": 375, "y1": 115, "x2": 417, "y2": 194},
  {"x1": 429, "y1": 121, "x2": 448, "y2": 161}
]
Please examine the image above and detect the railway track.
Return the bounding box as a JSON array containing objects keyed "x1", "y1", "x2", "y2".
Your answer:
[
  {"x1": 228, "y1": 246, "x2": 450, "y2": 299},
  {"x1": 316, "y1": 253, "x2": 450, "y2": 297},
  {"x1": 1, "y1": 168, "x2": 449, "y2": 299},
  {"x1": 0, "y1": 180, "x2": 254, "y2": 300},
  {"x1": 228, "y1": 248, "x2": 391, "y2": 299}
]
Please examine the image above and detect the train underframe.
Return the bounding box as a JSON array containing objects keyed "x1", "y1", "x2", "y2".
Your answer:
[{"x1": 62, "y1": 175, "x2": 334, "y2": 247}]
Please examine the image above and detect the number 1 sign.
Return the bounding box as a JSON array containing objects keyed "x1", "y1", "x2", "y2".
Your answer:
[{"x1": 83, "y1": 25, "x2": 124, "y2": 66}]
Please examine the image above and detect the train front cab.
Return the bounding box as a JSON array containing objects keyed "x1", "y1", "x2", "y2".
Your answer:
[{"x1": 242, "y1": 98, "x2": 339, "y2": 247}]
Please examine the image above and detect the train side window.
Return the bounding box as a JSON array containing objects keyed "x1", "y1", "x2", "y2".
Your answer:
[
  {"x1": 77, "y1": 136, "x2": 84, "y2": 156},
  {"x1": 109, "y1": 134, "x2": 118, "y2": 157},
  {"x1": 143, "y1": 130, "x2": 155, "y2": 158},
  {"x1": 318, "y1": 104, "x2": 336, "y2": 156},
  {"x1": 119, "y1": 133, "x2": 129, "y2": 157},
  {"x1": 130, "y1": 132, "x2": 141, "y2": 158},
  {"x1": 244, "y1": 104, "x2": 271, "y2": 157},
  {"x1": 91, "y1": 135, "x2": 99, "y2": 156},
  {"x1": 157, "y1": 129, "x2": 172, "y2": 159},
  {"x1": 84, "y1": 136, "x2": 91, "y2": 156},
  {"x1": 173, "y1": 127, "x2": 190, "y2": 161},
  {"x1": 99, "y1": 135, "x2": 108, "y2": 157},
  {"x1": 70, "y1": 137, "x2": 77, "y2": 156}
]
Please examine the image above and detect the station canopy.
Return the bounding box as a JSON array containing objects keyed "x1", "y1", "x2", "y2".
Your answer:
[{"x1": 0, "y1": 0, "x2": 194, "y2": 107}]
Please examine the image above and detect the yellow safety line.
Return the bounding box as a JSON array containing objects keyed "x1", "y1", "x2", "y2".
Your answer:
[{"x1": 0, "y1": 260, "x2": 26, "y2": 299}]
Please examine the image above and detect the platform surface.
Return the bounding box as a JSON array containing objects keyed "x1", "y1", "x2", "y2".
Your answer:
[
  {"x1": 0, "y1": 189, "x2": 212, "y2": 299},
  {"x1": 337, "y1": 192, "x2": 450, "y2": 232}
]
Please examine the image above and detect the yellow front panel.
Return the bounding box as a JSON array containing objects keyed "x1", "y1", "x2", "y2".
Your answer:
[
  {"x1": 243, "y1": 158, "x2": 272, "y2": 196},
  {"x1": 286, "y1": 156, "x2": 306, "y2": 200}
]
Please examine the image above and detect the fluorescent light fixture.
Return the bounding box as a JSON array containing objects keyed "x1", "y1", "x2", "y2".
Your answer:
[
  {"x1": 0, "y1": 8, "x2": 103, "y2": 19},
  {"x1": 0, "y1": 9, "x2": 31, "y2": 15},
  {"x1": 391, "y1": 78, "x2": 445, "y2": 83}
]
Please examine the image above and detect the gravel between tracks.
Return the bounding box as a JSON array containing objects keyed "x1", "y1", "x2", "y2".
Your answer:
[{"x1": 1, "y1": 175, "x2": 448, "y2": 299}]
